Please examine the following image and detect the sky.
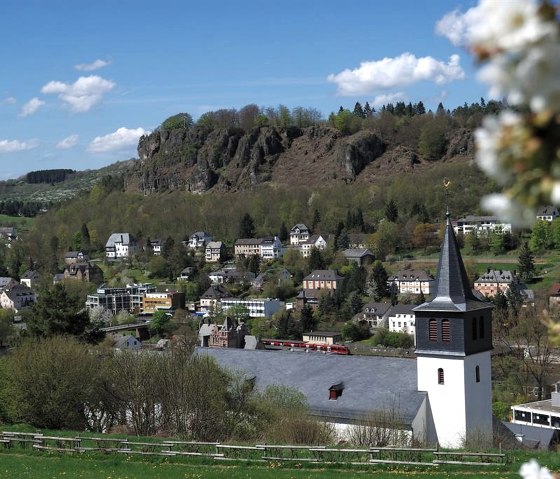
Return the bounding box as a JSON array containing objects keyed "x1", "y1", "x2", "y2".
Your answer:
[{"x1": 0, "y1": 0, "x2": 486, "y2": 180}]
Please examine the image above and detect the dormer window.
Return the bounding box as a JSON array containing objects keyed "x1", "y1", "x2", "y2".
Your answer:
[{"x1": 329, "y1": 382, "x2": 344, "y2": 400}]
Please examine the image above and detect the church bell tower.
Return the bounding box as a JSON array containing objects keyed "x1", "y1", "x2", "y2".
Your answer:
[{"x1": 413, "y1": 212, "x2": 493, "y2": 448}]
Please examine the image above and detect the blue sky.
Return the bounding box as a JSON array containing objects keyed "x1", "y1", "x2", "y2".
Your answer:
[{"x1": 0, "y1": 0, "x2": 484, "y2": 180}]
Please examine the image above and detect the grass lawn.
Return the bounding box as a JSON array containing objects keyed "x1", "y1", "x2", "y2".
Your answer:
[
  {"x1": 0, "y1": 451, "x2": 543, "y2": 479},
  {"x1": 0, "y1": 214, "x2": 34, "y2": 231}
]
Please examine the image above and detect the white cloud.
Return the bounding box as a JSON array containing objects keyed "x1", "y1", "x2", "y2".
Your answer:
[
  {"x1": 371, "y1": 92, "x2": 407, "y2": 108},
  {"x1": 327, "y1": 53, "x2": 465, "y2": 96},
  {"x1": 435, "y1": 9, "x2": 476, "y2": 47},
  {"x1": 41, "y1": 75, "x2": 115, "y2": 112},
  {"x1": 56, "y1": 134, "x2": 79, "y2": 149},
  {"x1": 0, "y1": 96, "x2": 16, "y2": 106},
  {"x1": 75, "y1": 59, "x2": 111, "y2": 71},
  {"x1": 88, "y1": 127, "x2": 147, "y2": 153},
  {"x1": 0, "y1": 139, "x2": 39, "y2": 153},
  {"x1": 18, "y1": 97, "x2": 45, "y2": 117}
]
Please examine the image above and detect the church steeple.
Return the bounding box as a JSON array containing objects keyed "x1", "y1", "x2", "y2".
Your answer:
[{"x1": 415, "y1": 210, "x2": 485, "y2": 313}]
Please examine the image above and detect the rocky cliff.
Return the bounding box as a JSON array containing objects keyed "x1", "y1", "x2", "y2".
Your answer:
[{"x1": 129, "y1": 124, "x2": 473, "y2": 193}]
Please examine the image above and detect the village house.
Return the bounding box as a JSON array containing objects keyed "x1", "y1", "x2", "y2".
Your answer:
[
  {"x1": 359, "y1": 302, "x2": 391, "y2": 330},
  {"x1": 220, "y1": 297, "x2": 284, "y2": 318},
  {"x1": 536, "y1": 206, "x2": 560, "y2": 222},
  {"x1": 297, "y1": 269, "x2": 343, "y2": 309},
  {"x1": 289, "y1": 223, "x2": 310, "y2": 245},
  {"x1": 20, "y1": 270, "x2": 40, "y2": 289},
  {"x1": 549, "y1": 283, "x2": 560, "y2": 309},
  {"x1": 64, "y1": 251, "x2": 89, "y2": 265},
  {"x1": 252, "y1": 268, "x2": 291, "y2": 291},
  {"x1": 453, "y1": 215, "x2": 512, "y2": 235},
  {"x1": 388, "y1": 269, "x2": 435, "y2": 296},
  {"x1": 208, "y1": 266, "x2": 255, "y2": 285},
  {"x1": 112, "y1": 334, "x2": 142, "y2": 351},
  {"x1": 188, "y1": 231, "x2": 213, "y2": 249},
  {"x1": 0, "y1": 277, "x2": 17, "y2": 291},
  {"x1": 342, "y1": 248, "x2": 374, "y2": 266},
  {"x1": 177, "y1": 267, "x2": 195, "y2": 281},
  {"x1": 234, "y1": 236, "x2": 283, "y2": 260},
  {"x1": 63, "y1": 262, "x2": 103, "y2": 283},
  {"x1": 105, "y1": 233, "x2": 138, "y2": 260},
  {"x1": 298, "y1": 234, "x2": 328, "y2": 258},
  {"x1": 199, "y1": 316, "x2": 249, "y2": 348},
  {"x1": 148, "y1": 238, "x2": 163, "y2": 255},
  {"x1": 0, "y1": 284, "x2": 36, "y2": 312},
  {"x1": 0, "y1": 226, "x2": 16, "y2": 241},
  {"x1": 200, "y1": 284, "x2": 230, "y2": 312},
  {"x1": 205, "y1": 241, "x2": 225, "y2": 263},
  {"x1": 143, "y1": 291, "x2": 185, "y2": 314},
  {"x1": 302, "y1": 331, "x2": 342, "y2": 345},
  {"x1": 473, "y1": 269, "x2": 517, "y2": 298},
  {"x1": 388, "y1": 304, "x2": 416, "y2": 338}
]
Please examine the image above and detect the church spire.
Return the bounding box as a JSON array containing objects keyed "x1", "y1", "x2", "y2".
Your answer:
[{"x1": 415, "y1": 210, "x2": 485, "y2": 312}]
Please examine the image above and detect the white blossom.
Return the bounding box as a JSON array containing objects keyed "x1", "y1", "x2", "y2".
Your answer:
[
  {"x1": 468, "y1": 0, "x2": 558, "y2": 53},
  {"x1": 481, "y1": 194, "x2": 535, "y2": 228},
  {"x1": 474, "y1": 112, "x2": 521, "y2": 184},
  {"x1": 519, "y1": 459, "x2": 553, "y2": 479}
]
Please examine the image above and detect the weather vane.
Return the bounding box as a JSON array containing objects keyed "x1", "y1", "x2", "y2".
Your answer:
[{"x1": 443, "y1": 178, "x2": 451, "y2": 217}]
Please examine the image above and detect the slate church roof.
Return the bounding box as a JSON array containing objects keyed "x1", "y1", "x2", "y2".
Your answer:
[{"x1": 196, "y1": 347, "x2": 425, "y2": 426}]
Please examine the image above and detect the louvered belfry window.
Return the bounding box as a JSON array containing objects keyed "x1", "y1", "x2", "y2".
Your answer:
[
  {"x1": 429, "y1": 319, "x2": 437, "y2": 341},
  {"x1": 441, "y1": 319, "x2": 451, "y2": 342},
  {"x1": 479, "y1": 317, "x2": 485, "y2": 339}
]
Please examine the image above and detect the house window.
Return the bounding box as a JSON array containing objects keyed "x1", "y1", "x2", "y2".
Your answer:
[
  {"x1": 472, "y1": 319, "x2": 477, "y2": 340},
  {"x1": 438, "y1": 368, "x2": 444, "y2": 385},
  {"x1": 479, "y1": 317, "x2": 485, "y2": 339},
  {"x1": 441, "y1": 319, "x2": 451, "y2": 342},
  {"x1": 475, "y1": 365, "x2": 480, "y2": 383},
  {"x1": 429, "y1": 319, "x2": 437, "y2": 341}
]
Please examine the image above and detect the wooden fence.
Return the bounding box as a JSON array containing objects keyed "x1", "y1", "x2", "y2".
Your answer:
[{"x1": 0, "y1": 431, "x2": 507, "y2": 467}]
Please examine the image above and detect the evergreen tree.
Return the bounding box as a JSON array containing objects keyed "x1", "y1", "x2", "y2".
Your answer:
[
  {"x1": 489, "y1": 231, "x2": 506, "y2": 255},
  {"x1": 311, "y1": 208, "x2": 321, "y2": 231},
  {"x1": 308, "y1": 248, "x2": 325, "y2": 271},
  {"x1": 436, "y1": 102, "x2": 446, "y2": 116},
  {"x1": 278, "y1": 222, "x2": 288, "y2": 242},
  {"x1": 390, "y1": 281, "x2": 398, "y2": 306},
  {"x1": 370, "y1": 261, "x2": 389, "y2": 301},
  {"x1": 415, "y1": 101, "x2": 426, "y2": 115},
  {"x1": 518, "y1": 242, "x2": 535, "y2": 282},
  {"x1": 27, "y1": 283, "x2": 100, "y2": 342},
  {"x1": 364, "y1": 102, "x2": 373, "y2": 118},
  {"x1": 239, "y1": 213, "x2": 256, "y2": 238},
  {"x1": 336, "y1": 228, "x2": 350, "y2": 251},
  {"x1": 385, "y1": 199, "x2": 398, "y2": 222},
  {"x1": 300, "y1": 304, "x2": 316, "y2": 333},
  {"x1": 162, "y1": 236, "x2": 175, "y2": 259},
  {"x1": 355, "y1": 207, "x2": 365, "y2": 232},
  {"x1": 333, "y1": 221, "x2": 345, "y2": 251},
  {"x1": 416, "y1": 288, "x2": 426, "y2": 305},
  {"x1": 80, "y1": 223, "x2": 91, "y2": 252},
  {"x1": 353, "y1": 102, "x2": 365, "y2": 118}
]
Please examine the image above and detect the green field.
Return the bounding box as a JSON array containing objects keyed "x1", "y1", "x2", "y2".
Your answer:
[{"x1": 0, "y1": 451, "x2": 543, "y2": 479}]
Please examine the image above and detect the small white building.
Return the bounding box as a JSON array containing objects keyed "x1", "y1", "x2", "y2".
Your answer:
[
  {"x1": 205, "y1": 241, "x2": 225, "y2": 263},
  {"x1": 105, "y1": 233, "x2": 137, "y2": 259},
  {"x1": 453, "y1": 215, "x2": 512, "y2": 235},
  {"x1": 388, "y1": 269, "x2": 435, "y2": 296},
  {"x1": 536, "y1": 206, "x2": 560, "y2": 222},
  {"x1": 388, "y1": 304, "x2": 416, "y2": 338},
  {"x1": 290, "y1": 224, "x2": 310, "y2": 245},
  {"x1": 259, "y1": 236, "x2": 284, "y2": 260},
  {"x1": 299, "y1": 234, "x2": 328, "y2": 258},
  {"x1": 220, "y1": 297, "x2": 284, "y2": 318},
  {"x1": 189, "y1": 231, "x2": 213, "y2": 249}
]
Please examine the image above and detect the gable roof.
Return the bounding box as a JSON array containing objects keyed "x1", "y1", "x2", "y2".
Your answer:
[
  {"x1": 475, "y1": 269, "x2": 515, "y2": 284},
  {"x1": 362, "y1": 302, "x2": 392, "y2": 316},
  {"x1": 196, "y1": 347, "x2": 425, "y2": 426},
  {"x1": 106, "y1": 233, "x2": 134, "y2": 247},
  {"x1": 536, "y1": 206, "x2": 559, "y2": 217},
  {"x1": 389, "y1": 269, "x2": 434, "y2": 282},
  {"x1": 304, "y1": 270, "x2": 343, "y2": 282},
  {"x1": 201, "y1": 284, "x2": 230, "y2": 300},
  {"x1": 206, "y1": 241, "x2": 223, "y2": 249},
  {"x1": 290, "y1": 223, "x2": 310, "y2": 233},
  {"x1": 414, "y1": 213, "x2": 491, "y2": 313},
  {"x1": 343, "y1": 248, "x2": 374, "y2": 259}
]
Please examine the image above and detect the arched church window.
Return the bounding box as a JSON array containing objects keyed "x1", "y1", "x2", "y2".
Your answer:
[
  {"x1": 442, "y1": 319, "x2": 451, "y2": 342},
  {"x1": 438, "y1": 368, "x2": 444, "y2": 385},
  {"x1": 429, "y1": 319, "x2": 437, "y2": 341},
  {"x1": 476, "y1": 365, "x2": 480, "y2": 383},
  {"x1": 479, "y1": 317, "x2": 485, "y2": 339},
  {"x1": 472, "y1": 318, "x2": 477, "y2": 340}
]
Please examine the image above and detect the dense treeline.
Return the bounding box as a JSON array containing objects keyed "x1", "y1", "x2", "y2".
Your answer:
[
  {"x1": 0, "y1": 199, "x2": 46, "y2": 217},
  {"x1": 26, "y1": 169, "x2": 75, "y2": 184}
]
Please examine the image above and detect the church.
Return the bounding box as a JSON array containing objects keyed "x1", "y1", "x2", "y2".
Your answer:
[{"x1": 198, "y1": 213, "x2": 494, "y2": 448}]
